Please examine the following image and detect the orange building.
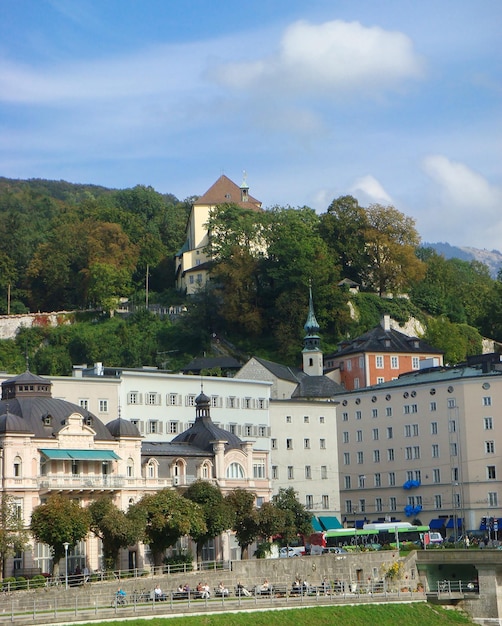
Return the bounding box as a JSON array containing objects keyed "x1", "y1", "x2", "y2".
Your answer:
[{"x1": 324, "y1": 315, "x2": 443, "y2": 390}]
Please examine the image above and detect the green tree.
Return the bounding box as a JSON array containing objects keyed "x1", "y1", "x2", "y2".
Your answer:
[
  {"x1": 255, "y1": 501, "x2": 285, "y2": 549},
  {"x1": 272, "y1": 487, "x2": 312, "y2": 547},
  {"x1": 319, "y1": 195, "x2": 369, "y2": 283},
  {"x1": 183, "y1": 481, "x2": 234, "y2": 562},
  {"x1": 363, "y1": 204, "x2": 425, "y2": 296},
  {"x1": 30, "y1": 495, "x2": 91, "y2": 577},
  {"x1": 88, "y1": 497, "x2": 143, "y2": 571},
  {"x1": 130, "y1": 489, "x2": 206, "y2": 566},
  {"x1": 424, "y1": 317, "x2": 482, "y2": 365},
  {"x1": 0, "y1": 494, "x2": 29, "y2": 581},
  {"x1": 225, "y1": 488, "x2": 258, "y2": 559}
]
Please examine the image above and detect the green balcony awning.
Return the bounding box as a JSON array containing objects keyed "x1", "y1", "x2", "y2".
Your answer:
[
  {"x1": 318, "y1": 516, "x2": 343, "y2": 531},
  {"x1": 40, "y1": 449, "x2": 120, "y2": 461}
]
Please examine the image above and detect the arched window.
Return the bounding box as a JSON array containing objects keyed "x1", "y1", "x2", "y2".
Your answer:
[
  {"x1": 127, "y1": 458, "x2": 134, "y2": 478},
  {"x1": 226, "y1": 463, "x2": 245, "y2": 479},
  {"x1": 201, "y1": 462, "x2": 211, "y2": 479},
  {"x1": 13, "y1": 456, "x2": 22, "y2": 478},
  {"x1": 147, "y1": 459, "x2": 157, "y2": 479}
]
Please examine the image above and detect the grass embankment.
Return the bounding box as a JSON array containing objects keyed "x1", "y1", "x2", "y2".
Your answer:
[{"x1": 73, "y1": 603, "x2": 473, "y2": 625}]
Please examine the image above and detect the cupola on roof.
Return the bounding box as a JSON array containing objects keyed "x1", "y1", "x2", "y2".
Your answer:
[{"x1": 171, "y1": 389, "x2": 243, "y2": 453}]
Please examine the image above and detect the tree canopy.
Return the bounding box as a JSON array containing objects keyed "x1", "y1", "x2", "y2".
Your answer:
[
  {"x1": 30, "y1": 495, "x2": 91, "y2": 575},
  {"x1": 130, "y1": 488, "x2": 206, "y2": 566}
]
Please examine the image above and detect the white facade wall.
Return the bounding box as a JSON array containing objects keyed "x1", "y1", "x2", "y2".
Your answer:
[
  {"x1": 270, "y1": 399, "x2": 340, "y2": 517},
  {"x1": 28, "y1": 370, "x2": 272, "y2": 451}
]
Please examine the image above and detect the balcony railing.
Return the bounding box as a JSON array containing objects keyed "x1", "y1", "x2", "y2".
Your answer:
[{"x1": 39, "y1": 475, "x2": 126, "y2": 490}]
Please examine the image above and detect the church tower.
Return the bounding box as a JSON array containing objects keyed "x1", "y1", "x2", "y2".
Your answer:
[{"x1": 302, "y1": 285, "x2": 323, "y2": 376}]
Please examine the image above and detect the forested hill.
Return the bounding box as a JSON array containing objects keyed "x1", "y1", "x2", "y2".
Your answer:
[
  {"x1": 0, "y1": 177, "x2": 501, "y2": 378},
  {"x1": 0, "y1": 177, "x2": 190, "y2": 312}
]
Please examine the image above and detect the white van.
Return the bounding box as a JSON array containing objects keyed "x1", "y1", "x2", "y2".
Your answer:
[{"x1": 428, "y1": 532, "x2": 444, "y2": 545}]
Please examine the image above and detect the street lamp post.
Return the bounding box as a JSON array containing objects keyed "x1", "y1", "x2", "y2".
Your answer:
[{"x1": 63, "y1": 542, "x2": 70, "y2": 590}]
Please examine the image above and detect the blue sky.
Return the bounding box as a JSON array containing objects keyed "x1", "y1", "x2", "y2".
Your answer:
[{"x1": 1, "y1": 0, "x2": 501, "y2": 249}]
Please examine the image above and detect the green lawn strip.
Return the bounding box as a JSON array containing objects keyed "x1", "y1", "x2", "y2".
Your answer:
[{"x1": 68, "y1": 603, "x2": 473, "y2": 626}]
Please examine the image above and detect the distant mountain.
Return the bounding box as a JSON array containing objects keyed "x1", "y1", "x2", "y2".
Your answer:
[{"x1": 423, "y1": 242, "x2": 502, "y2": 278}]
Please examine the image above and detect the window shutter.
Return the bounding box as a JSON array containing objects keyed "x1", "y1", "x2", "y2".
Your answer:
[{"x1": 139, "y1": 421, "x2": 145, "y2": 434}]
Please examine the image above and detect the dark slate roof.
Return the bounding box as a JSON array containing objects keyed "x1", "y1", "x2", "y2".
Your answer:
[
  {"x1": 0, "y1": 412, "x2": 33, "y2": 434},
  {"x1": 291, "y1": 375, "x2": 344, "y2": 399},
  {"x1": 171, "y1": 392, "x2": 243, "y2": 452},
  {"x1": 252, "y1": 357, "x2": 344, "y2": 399},
  {"x1": 195, "y1": 175, "x2": 262, "y2": 211},
  {"x1": 330, "y1": 326, "x2": 443, "y2": 358},
  {"x1": 181, "y1": 356, "x2": 242, "y2": 373},
  {"x1": 107, "y1": 417, "x2": 141, "y2": 438},
  {"x1": 0, "y1": 371, "x2": 114, "y2": 440},
  {"x1": 142, "y1": 441, "x2": 209, "y2": 458},
  {"x1": 253, "y1": 357, "x2": 303, "y2": 383}
]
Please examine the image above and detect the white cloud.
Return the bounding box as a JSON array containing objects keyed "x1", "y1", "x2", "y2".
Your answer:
[
  {"x1": 421, "y1": 155, "x2": 502, "y2": 248},
  {"x1": 423, "y1": 155, "x2": 501, "y2": 208},
  {"x1": 350, "y1": 175, "x2": 393, "y2": 205},
  {"x1": 213, "y1": 19, "x2": 424, "y2": 97}
]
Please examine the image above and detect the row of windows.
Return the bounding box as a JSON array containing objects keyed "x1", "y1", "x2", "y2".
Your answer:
[
  {"x1": 344, "y1": 492, "x2": 498, "y2": 514},
  {"x1": 79, "y1": 399, "x2": 108, "y2": 413},
  {"x1": 340, "y1": 399, "x2": 463, "y2": 422},
  {"x1": 341, "y1": 442, "x2": 470, "y2": 465},
  {"x1": 272, "y1": 465, "x2": 329, "y2": 480},
  {"x1": 271, "y1": 438, "x2": 326, "y2": 450},
  {"x1": 342, "y1": 465, "x2": 497, "y2": 488},
  {"x1": 132, "y1": 419, "x2": 270, "y2": 437},
  {"x1": 125, "y1": 392, "x2": 268, "y2": 410},
  {"x1": 341, "y1": 394, "x2": 492, "y2": 408},
  {"x1": 305, "y1": 495, "x2": 330, "y2": 510},
  {"x1": 144, "y1": 459, "x2": 267, "y2": 481},
  {"x1": 284, "y1": 415, "x2": 325, "y2": 423},
  {"x1": 340, "y1": 418, "x2": 491, "y2": 442}
]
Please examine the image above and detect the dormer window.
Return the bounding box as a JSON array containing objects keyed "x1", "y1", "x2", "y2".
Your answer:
[
  {"x1": 42, "y1": 414, "x2": 52, "y2": 426},
  {"x1": 84, "y1": 415, "x2": 93, "y2": 427}
]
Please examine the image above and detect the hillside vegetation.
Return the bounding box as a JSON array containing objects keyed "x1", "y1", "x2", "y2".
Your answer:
[{"x1": 0, "y1": 178, "x2": 500, "y2": 375}]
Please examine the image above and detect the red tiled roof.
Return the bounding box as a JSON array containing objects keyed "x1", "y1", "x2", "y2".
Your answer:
[{"x1": 195, "y1": 175, "x2": 262, "y2": 211}]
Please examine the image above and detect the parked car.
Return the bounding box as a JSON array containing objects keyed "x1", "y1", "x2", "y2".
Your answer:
[
  {"x1": 279, "y1": 546, "x2": 306, "y2": 558},
  {"x1": 427, "y1": 532, "x2": 444, "y2": 545}
]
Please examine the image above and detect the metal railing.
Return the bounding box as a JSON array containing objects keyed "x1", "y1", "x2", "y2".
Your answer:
[
  {"x1": 436, "y1": 579, "x2": 479, "y2": 595},
  {"x1": 1, "y1": 561, "x2": 232, "y2": 593},
  {"x1": 0, "y1": 578, "x2": 426, "y2": 625}
]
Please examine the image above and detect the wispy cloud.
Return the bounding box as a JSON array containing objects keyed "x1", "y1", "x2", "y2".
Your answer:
[{"x1": 350, "y1": 175, "x2": 393, "y2": 205}]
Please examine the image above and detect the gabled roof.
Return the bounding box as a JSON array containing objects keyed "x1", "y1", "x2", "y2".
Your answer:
[
  {"x1": 330, "y1": 326, "x2": 442, "y2": 358},
  {"x1": 252, "y1": 357, "x2": 304, "y2": 384},
  {"x1": 195, "y1": 175, "x2": 262, "y2": 211},
  {"x1": 249, "y1": 357, "x2": 344, "y2": 398}
]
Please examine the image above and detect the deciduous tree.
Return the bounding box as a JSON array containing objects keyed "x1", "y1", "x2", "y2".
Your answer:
[
  {"x1": 183, "y1": 481, "x2": 234, "y2": 562},
  {"x1": 88, "y1": 497, "x2": 143, "y2": 571},
  {"x1": 225, "y1": 488, "x2": 258, "y2": 559},
  {"x1": 130, "y1": 489, "x2": 206, "y2": 566},
  {"x1": 0, "y1": 494, "x2": 29, "y2": 581},
  {"x1": 30, "y1": 495, "x2": 91, "y2": 577}
]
